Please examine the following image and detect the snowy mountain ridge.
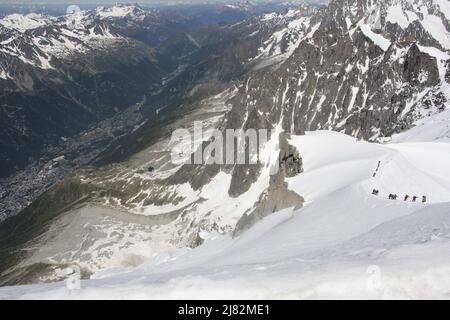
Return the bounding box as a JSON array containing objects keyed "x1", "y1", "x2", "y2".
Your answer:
[
  {"x1": 0, "y1": 13, "x2": 52, "y2": 32},
  {"x1": 249, "y1": 7, "x2": 319, "y2": 68},
  {"x1": 347, "y1": 0, "x2": 450, "y2": 50},
  {"x1": 228, "y1": 0, "x2": 450, "y2": 144},
  {"x1": 0, "y1": 5, "x2": 154, "y2": 74}
]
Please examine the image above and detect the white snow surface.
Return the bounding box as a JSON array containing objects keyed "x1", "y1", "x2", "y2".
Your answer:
[
  {"x1": 2, "y1": 122, "x2": 450, "y2": 299},
  {"x1": 251, "y1": 9, "x2": 317, "y2": 69},
  {"x1": 391, "y1": 108, "x2": 450, "y2": 143},
  {"x1": 359, "y1": 24, "x2": 392, "y2": 51},
  {"x1": 386, "y1": 3, "x2": 411, "y2": 29},
  {"x1": 0, "y1": 13, "x2": 52, "y2": 32},
  {"x1": 95, "y1": 5, "x2": 143, "y2": 19},
  {"x1": 419, "y1": 5, "x2": 450, "y2": 50}
]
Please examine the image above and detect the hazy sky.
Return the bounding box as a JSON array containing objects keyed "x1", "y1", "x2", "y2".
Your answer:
[{"x1": 0, "y1": 0, "x2": 270, "y2": 4}]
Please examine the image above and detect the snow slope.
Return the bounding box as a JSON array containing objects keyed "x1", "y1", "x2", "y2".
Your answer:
[
  {"x1": 1, "y1": 124, "x2": 450, "y2": 299},
  {"x1": 391, "y1": 108, "x2": 450, "y2": 143},
  {"x1": 0, "y1": 13, "x2": 52, "y2": 32}
]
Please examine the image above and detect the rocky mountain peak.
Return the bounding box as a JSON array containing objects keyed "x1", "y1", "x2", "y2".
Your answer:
[
  {"x1": 0, "y1": 12, "x2": 53, "y2": 32},
  {"x1": 94, "y1": 4, "x2": 148, "y2": 20}
]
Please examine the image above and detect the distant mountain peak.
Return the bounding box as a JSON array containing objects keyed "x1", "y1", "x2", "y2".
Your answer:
[
  {"x1": 95, "y1": 4, "x2": 147, "y2": 20},
  {"x1": 0, "y1": 13, "x2": 53, "y2": 32}
]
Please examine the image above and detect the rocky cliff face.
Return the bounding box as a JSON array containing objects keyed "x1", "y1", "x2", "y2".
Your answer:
[{"x1": 228, "y1": 0, "x2": 449, "y2": 139}]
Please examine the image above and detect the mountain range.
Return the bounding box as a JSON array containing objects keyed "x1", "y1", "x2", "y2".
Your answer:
[{"x1": 0, "y1": 0, "x2": 449, "y2": 297}]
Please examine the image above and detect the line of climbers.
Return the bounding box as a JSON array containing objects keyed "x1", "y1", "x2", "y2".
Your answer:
[
  {"x1": 372, "y1": 160, "x2": 381, "y2": 177},
  {"x1": 372, "y1": 189, "x2": 427, "y2": 203}
]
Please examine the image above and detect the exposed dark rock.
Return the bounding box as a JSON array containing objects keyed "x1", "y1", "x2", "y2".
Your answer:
[{"x1": 233, "y1": 133, "x2": 304, "y2": 236}]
